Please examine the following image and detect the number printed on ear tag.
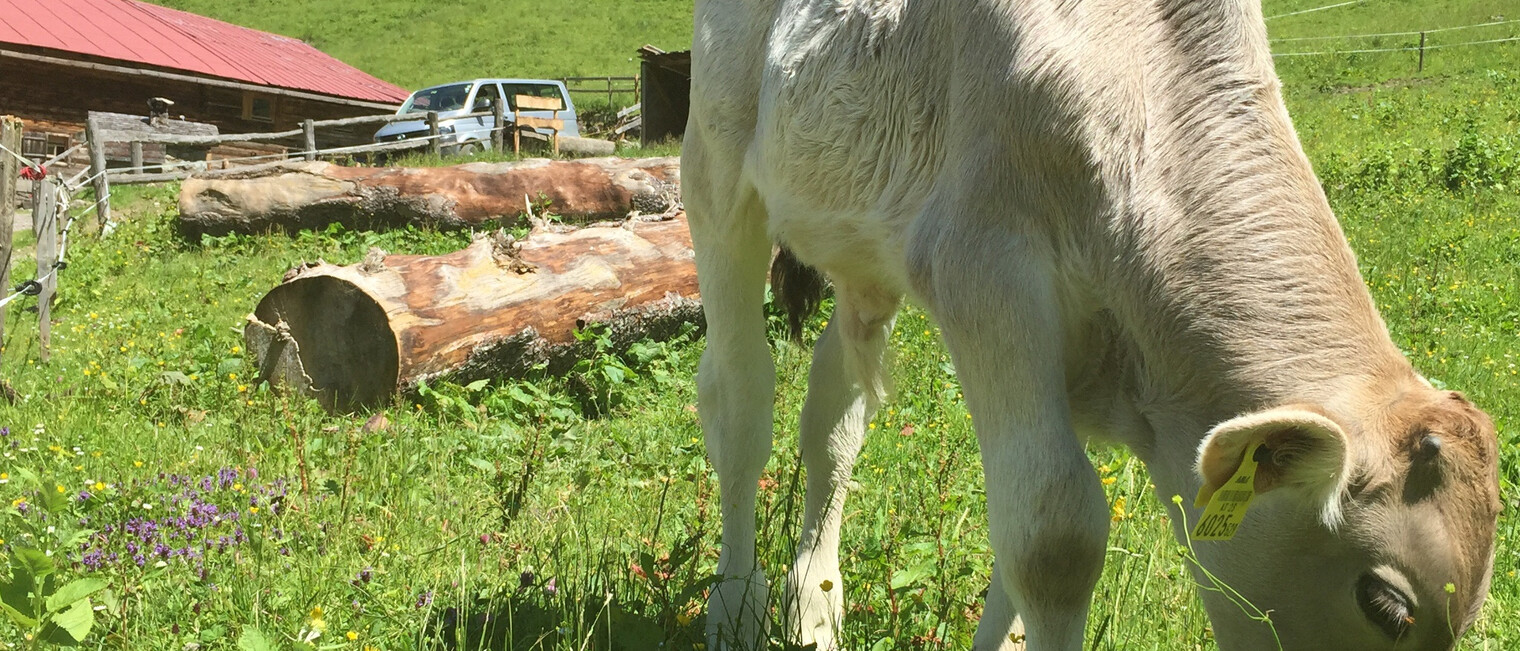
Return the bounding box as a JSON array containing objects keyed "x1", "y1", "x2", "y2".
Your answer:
[{"x1": 1191, "y1": 443, "x2": 1262, "y2": 541}]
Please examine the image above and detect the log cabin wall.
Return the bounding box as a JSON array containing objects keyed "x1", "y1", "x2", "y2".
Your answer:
[{"x1": 0, "y1": 50, "x2": 396, "y2": 152}]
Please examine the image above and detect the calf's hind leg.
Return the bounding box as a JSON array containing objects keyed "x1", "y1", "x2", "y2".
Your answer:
[{"x1": 784, "y1": 288, "x2": 898, "y2": 651}]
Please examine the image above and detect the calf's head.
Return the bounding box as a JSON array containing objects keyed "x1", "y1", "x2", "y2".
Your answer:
[{"x1": 1186, "y1": 388, "x2": 1501, "y2": 650}]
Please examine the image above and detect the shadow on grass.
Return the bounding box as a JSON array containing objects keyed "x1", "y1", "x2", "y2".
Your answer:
[{"x1": 427, "y1": 595, "x2": 707, "y2": 651}]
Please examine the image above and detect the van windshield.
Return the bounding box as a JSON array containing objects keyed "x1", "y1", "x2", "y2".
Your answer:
[{"x1": 400, "y1": 83, "x2": 474, "y2": 114}]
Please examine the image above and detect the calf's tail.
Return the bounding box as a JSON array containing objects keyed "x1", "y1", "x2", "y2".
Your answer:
[{"x1": 769, "y1": 246, "x2": 829, "y2": 341}]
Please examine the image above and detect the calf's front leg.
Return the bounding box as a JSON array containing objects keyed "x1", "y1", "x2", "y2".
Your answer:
[{"x1": 915, "y1": 222, "x2": 1108, "y2": 651}]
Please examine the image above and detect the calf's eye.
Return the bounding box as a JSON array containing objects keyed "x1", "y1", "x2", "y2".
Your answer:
[{"x1": 1356, "y1": 573, "x2": 1413, "y2": 640}]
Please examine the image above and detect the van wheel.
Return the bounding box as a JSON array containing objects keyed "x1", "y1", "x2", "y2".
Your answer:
[{"x1": 457, "y1": 142, "x2": 482, "y2": 157}]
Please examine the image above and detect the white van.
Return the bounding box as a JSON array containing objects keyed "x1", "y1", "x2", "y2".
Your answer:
[{"x1": 374, "y1": 79, "x2": 579, "y2": 154}]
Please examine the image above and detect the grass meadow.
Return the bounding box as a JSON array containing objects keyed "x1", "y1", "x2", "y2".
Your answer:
[{"x1": 1, "y1": 0, "x2": 1517, "y2": 649}]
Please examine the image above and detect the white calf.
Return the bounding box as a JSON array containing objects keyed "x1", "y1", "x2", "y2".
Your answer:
[{"x1": 684, "y1": 1, "x2": 1501, "y2": 649}]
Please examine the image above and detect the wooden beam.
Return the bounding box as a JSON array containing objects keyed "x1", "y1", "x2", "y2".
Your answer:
[
  {"x1": 0, "y1": 47, "x2": 402, "y2": 111},
  {"x1": 100, "y1": 128, "x2": 303, "y2": 146},
  {"x1": 0, "y1": 116, "x2": 20, "y2": 370},
  {"x1": 491, "y1": 98, "x2": 506, "y2": 154},
  {"x1": 426, "y1": 112, "x2": 441, "y2": 156},
  {"x1": 31, "y1": 177, "x2": 56, "y2": 362},
  {"x1": 106, "y1": 140, "x2": 432, "y2": 184},
  {"x1": 85, "y1": 115, "x2": 112, "y2": 230},
  {"x1": 303, "y1": 119, "x2": 317, "y2": 161}
]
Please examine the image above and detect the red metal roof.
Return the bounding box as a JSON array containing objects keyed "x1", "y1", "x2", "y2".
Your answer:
[{"x1": 0, "y1": 0, "x2": 409, "y2": 104}]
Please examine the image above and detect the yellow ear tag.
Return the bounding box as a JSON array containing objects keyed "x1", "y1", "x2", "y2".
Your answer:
[{"x1": 1191, "y1": 442, "x2": 1263, "y2": 541}]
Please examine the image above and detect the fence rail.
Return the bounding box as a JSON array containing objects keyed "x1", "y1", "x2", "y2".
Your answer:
[{"x1": 560, "y1": 76, "x2": 640, "y2": 105}]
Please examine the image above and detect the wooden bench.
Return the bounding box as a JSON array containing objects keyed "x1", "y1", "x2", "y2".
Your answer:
[{"x1": 512, "y1": 95, "x2": 565, "y2": 155}]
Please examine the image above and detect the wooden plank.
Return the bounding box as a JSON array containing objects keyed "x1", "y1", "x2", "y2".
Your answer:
[
  {"x1": 31, "y1": 177, "x2": 56, "y2": 362},
  {"x1": 515, "y1": 116, "x2": 564, "y2": 131},
  {"x1": 85, "y1": 116, "x2": 112, "y2": 230},
  {"x1": 0, "y1": 116, "x2": 20, "y2": 369},
  {"x1": 101, "y1": 128, "x2": 303, "y2": 146},
  {"x1": 514, "y1": 95, "x2": 564, "y2": 111},
  {"x1": 91, "y1": 112, "x2": 217, "y2": 137}
]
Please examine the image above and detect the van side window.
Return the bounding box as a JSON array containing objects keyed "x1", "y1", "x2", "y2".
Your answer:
[
  {"x1": 503, "y1": 84, "x2": 564, "y2": 110},
  {"x1": 473, "y1": 84, "x2": 504, "y2": 111}
]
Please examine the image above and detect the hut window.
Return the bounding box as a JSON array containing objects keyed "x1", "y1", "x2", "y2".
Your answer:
[{"x1": 244, "y1": 93, "x2": 275, "y2": 122}]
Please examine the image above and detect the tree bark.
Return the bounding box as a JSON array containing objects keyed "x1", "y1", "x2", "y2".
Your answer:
[
  {"x1": 244, "y1": 213, "x2": 699, "y2": 412},
  {"x1": 177, "y1": 156, "x2": 680, "y2": 238}
]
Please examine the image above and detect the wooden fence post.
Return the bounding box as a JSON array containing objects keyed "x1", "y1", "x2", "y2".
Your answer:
[
  {"x1": 492, "y1": 98, "x2": 506, "y2": 154},
  {"x1": 85, "y1": 115, "x2": 112, "y2": 231},
  {"x1": 303, "y1": 119, "x2": 317, "y2": 161},
  {"x1": 31, "y1": 176, "x2": 56, "y2": 362},
  {"x1": 0, "y1": 116, "x2": 21, "y2": 368},
  {"x1": 130, "y1": 141, "x2": 144, "y2": 174},
  {"x1": 1418, "y1": 32, "x2": 1426, "y2": 73},
  {"x1": 426, "y1": 111, "x2": 442, "y2": 157}
]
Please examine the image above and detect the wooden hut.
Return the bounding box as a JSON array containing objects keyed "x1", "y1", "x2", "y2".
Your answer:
[{"x1": 0, "y1": 0, "x2": 408, "y2": 170}]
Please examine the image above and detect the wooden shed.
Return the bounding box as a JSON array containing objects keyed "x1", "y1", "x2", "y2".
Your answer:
[
  {"x1": 638, "y1": 46, "x2": 691, "y2": 147},
  {"x1": 0, "y1": 0, "x2": 409, "y2": 168}
]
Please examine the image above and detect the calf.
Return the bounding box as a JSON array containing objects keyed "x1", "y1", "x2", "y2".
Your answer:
[{"x1": 683, "y1": 0, "x2": 1502, "y2": 649}]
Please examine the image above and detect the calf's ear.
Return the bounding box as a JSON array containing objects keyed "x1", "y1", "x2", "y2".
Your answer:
[{"x1": 1195, "y1": 405, "x2": 1351, "y2": 527}]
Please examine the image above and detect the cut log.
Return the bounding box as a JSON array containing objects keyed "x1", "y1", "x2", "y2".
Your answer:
[
  {"x1": 559, "y1": 135, "x2": 617, "y2": 157},
  {"x1": 244, "y1": 213, "x2": 699, "y2": 412},
  {"x1": 177, "y1": 156, "x2": 680, "y2": 238}
]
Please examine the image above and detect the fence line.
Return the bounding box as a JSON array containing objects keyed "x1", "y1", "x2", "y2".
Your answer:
[
  {"x1": 1271, "y1": 17, "x2": 1520, "y2": 42},
  {"x1": 1273, "y1": 34, "x2": 1520, "y2": 57},
  {"x1": 1265, "y1": 0, "x2": 1367, "y2": 21}
]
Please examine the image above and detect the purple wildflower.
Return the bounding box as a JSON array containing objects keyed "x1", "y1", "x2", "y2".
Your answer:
[
  {"x1": 544, "y1": 577, "x2": 558, "y2": 597},
  {"x1": 415, "y1": 590, "x2": 434, "y2": 609}
]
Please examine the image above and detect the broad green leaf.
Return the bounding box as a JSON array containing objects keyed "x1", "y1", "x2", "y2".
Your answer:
[
  {"x1": 237, "y1": 627, "x2": 277, "y2": 651},
  {"x1": 888, "y1": 563, "x2": 933, "y2": 590},
  {"x1": 465, "y1": 379, "x2": 490, "y2": 392},
  {"x1": 46, "y1": 578, "x2": 107, "y2": 613},
  {"x1": 49, "y1": 597, "x2": 94, "y2": 642},
  {"x1": 218, "y1": 357, "x2": 244, "y2": 375},
  {"x1": 199, "y1": 623, "x2": 227, "y2": 642},
  {"x1": 14, "y1": 547, "x2": 55, "y2": 581},
  {"x1": 40, "y1": 483, "x2": 71, "y2": 513},
  {"x1": 467, "y1": 458, "x2": 496, "y2": 474},
  {"x1": 0, "y1": 598, "x2": 39, "y2": 629}
]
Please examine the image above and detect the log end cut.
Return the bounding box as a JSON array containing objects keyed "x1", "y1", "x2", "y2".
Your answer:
[{"x1": 246, "y1": 275, "x2": 400, "y2": 412}]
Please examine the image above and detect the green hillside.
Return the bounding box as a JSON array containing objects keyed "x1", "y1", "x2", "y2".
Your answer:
[{"x1": 152, "y1": 0, "x2": 696, "y2": 90}]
